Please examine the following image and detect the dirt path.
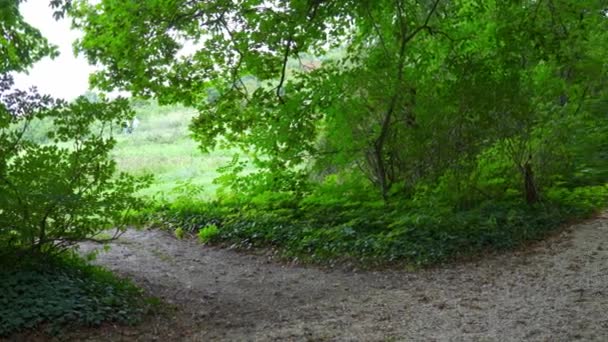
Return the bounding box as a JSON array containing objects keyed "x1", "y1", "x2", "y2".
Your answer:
[{"x1": 77, "y1": 213, "x2": 608, "y2": 341}]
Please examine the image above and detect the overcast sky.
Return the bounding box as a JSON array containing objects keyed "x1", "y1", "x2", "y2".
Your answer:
[{"x1": 12, "y1": 2, "x2": 94, "y2": 100}]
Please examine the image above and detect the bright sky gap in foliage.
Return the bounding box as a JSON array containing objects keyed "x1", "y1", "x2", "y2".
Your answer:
[{"x1": 12, "y1": 1, "x2": 92, "y2": 100}]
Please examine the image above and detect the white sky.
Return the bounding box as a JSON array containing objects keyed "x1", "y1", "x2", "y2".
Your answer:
[{"x1": 12, "y1": 1, "x2": 94, "y2": 100}]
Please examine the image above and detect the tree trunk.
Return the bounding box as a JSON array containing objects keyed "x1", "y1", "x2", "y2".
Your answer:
[
  {"x1": 373, "y1": 144, "x2": 389, "y2": 201},
  {"x1": 523, "y1": 159, "x2": 539, "y2": 205}
]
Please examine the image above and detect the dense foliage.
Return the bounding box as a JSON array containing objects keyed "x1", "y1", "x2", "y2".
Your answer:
[
  {"x1": 0, "y1": 253, "x2": 145, "y2": 337},
  {"x1": 0, "y1": 77, "x2": 150, "y2": 255},
  {"x1": 71, "y1": 0, "x2": 608, "y2": 200},
  {"x1": 0, "y1": 1, "x2": 150, "y2": 256},
  {"x1": 0, "y1": 1, "x2": 149, "y2": 337},
  {"x1": 0, "y1": 0, "x2": 57, "y2": 73},
  {"x1": 139, "y1": 177, "x2": 606, "y2": 266},
  {"x1": 74, "y1": 0, "x2": 608, "y2": 264}
]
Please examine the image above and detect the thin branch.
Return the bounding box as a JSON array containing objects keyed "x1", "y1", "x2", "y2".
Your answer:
[
  {"x1": 60, "y1": 228, "x2": 125, "y2": 245},
  {"x1": 364, "y1": 3, "x2": 390, "y2": 59},
  {"x1": 402, "y1": 0, "x2": 442, "y2": 44},
  {"x1": 377, "y1": 0, "x2": 441, "y2": 150},
  {"x1": 276, "y1": 32, "x2": 294, "y2": 104},
  {"x1": 218, "y1": 15, "x2": 249, "y2": 100}
]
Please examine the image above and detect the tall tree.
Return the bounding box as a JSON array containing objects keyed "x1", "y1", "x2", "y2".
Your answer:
[{"x1": 69, "y1": 0, "x2": 608, "y2": 202}]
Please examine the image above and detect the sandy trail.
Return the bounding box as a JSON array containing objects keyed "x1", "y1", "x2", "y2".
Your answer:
[{"x1": 78, "y1": 213, "x2": 608, "y2": 341}]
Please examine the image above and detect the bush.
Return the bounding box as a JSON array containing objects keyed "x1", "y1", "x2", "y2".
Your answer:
[
  {"x1": 0, "y1": 253, "x2": 145, "y2": 337},
  {"x1": 0, "y1": 76, "x2": 151, "y2": 255},
  {"x1": 198, "y1": 224, "x2": 219, "y2": 244},
  {"x1": 141, "y1": 180, "x2": 607, "y2": 267},
  {"x1": 132, "y1": 145, "x2": 607, "y2": 267}
]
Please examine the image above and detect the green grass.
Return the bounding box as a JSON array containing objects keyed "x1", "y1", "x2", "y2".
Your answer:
[
  {"x1": 14, "y1": 102, "x2": 235, "y2": 201},
  {"x1": 111, "y1": 105, "x2": 252, "y2": 201}
]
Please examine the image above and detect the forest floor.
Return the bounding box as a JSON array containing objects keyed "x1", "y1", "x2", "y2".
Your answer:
[{"x1": 67, "y1": 212, "x2": 608, "y2": 341}]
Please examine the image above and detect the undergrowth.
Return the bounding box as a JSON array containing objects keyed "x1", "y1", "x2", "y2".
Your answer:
[
  {"x1": 0, "y1": 252, "x2": 147, "y2": 337},
  {"x1": 133, "y1": 182, "x2": 608, "y2": 267}
]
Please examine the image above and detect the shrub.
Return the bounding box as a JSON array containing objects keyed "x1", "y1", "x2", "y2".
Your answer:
[
  {"x1": 0, "y1": 253, "x2": 145, "y2": 337},
  {"x1": 197, "y1": 224, "x2": 219, "y2": 244},
  {"x1": 144, "y1": 181, "x2": 607, "y2": 267},
  {"x1": 0, "y1": 76, "x2": 151, "y2": 255}
]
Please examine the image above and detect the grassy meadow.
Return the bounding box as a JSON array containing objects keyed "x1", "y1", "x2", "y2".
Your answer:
[{"x1": 112, "y1": 103, "x2": 244, "y2": 201}]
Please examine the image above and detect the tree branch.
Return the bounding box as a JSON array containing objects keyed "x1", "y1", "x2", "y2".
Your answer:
[{"x1": 276, "y1": 32, "x2": 294, "y2": 104}]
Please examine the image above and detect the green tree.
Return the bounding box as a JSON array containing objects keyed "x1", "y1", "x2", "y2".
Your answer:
[{"x1": 69, "y1": 0, "x2": 607, "y2": 204}]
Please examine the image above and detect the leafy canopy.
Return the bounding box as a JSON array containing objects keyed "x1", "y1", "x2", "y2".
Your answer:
[{"x1": 70, "y1": 0, "x2": 607, "y2": 204}]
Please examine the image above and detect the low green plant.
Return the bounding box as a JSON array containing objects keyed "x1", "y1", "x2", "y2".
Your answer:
[
  {"x1": 0, "y1": 253, "x2": 146, "y2": 337},
  {"x1": 198, "y1": 224, "x2": 219, "y2": 244},
  {"x1": 142, "y1": 177, "x2": 607, "y2": 267},
  {"x1": 174, "y1": 227, "x2": 185, "y2": 239}
]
